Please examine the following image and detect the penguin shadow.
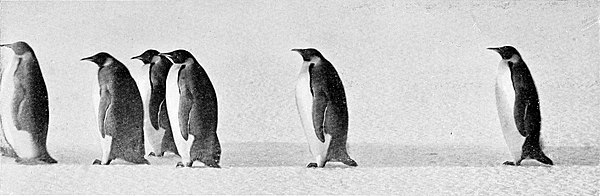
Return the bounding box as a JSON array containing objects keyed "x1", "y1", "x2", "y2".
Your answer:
[
  {"x1": 3, "y1": 143, "x2": 596, "y2": 167},
  {"x1": 219, "y1": 143, "x2": 599, "y2": 168}
]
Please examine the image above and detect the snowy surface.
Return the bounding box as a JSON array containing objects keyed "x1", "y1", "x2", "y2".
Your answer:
[
  {"x1": 1, "y1": 1, "x2": 599, "y2": 194},
  {"x1": 1, "y1": 143, "x2": 598, "y2": 194}
]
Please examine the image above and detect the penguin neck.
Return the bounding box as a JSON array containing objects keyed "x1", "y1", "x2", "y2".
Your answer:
[
  {"x1": 504, "y1": 54, "x2": 521, "y2": 64},
  {"x1": 499, "y1": 55, "x2": 521, "y2": 70},
  {"x1": 102, "y1": 58, "x2": 114, "y2": 68},
  {"x1": 9, "y1": 52, "x2": 32, "y2": 71},
  {"x1": 182, "y1": 57, "x2": 195, "y2": 66},
  {"x1": 303, "y1": 56, "x2": 322, "y2": 66}
]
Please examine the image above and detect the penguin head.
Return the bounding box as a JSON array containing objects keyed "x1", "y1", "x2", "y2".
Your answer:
[
  {"x1": 160, "y1": 50, "x2": 194, "y2": 64},
  {"x1": 81, "y1": 52, "x2": 114, "y2": 67},
  {"x1": 487, "y1": 46, "x2": 521, "y2": 60},
  {"x1": 131, "y1": 49, "x2": 160, "y2": 64},
  {"x1": 291, "y1": 48, "x2": 324, "y2": 61},
  {"x1": 0, "y1": 41, "x2": 34, "y2": 55}
]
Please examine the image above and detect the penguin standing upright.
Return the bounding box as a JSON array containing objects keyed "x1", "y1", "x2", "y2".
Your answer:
[
  {"x1": 81, "y1": 52, "x2": 149, "y2": 165},
  {"x1": 291, "y1": 48, "x2": 357, "y2": 168},
  {"x1": 488, "y1": 46, "x2": 553, "y2": 166},
  {"x1": 0, "y1": 41, "x2": 57, "y2": 164},
  {"x1": 132, "y1": 49, "x2": 178, "y2": 157},
  {"x1": 160, "y1": 49, "x2": 220, "y2": 168}
]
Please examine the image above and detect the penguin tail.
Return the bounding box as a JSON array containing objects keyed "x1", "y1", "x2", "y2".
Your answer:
[
  {"x1": 535, "y1": 154, "x2": 554, "y2": 165},
  {"x1": 38, "y1": 154, "x2": 58, "y2": 164}
]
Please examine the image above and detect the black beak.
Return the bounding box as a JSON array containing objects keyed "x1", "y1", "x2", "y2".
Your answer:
[
  {"x1": 0, "y1": 44, "x2": 12, "y2": 48},
  {"x1": 131, "y1": 55, "x2": 142, "y2": 60},
  {"x1": 291, "y1": 48, "x2": 302, "y2": 52},
  {"x1": 80, "y1": 56, "x2": 94, "y2": 61},
  {"x1": 487, "y1": 47, "x2": 500, "y2": 52}
]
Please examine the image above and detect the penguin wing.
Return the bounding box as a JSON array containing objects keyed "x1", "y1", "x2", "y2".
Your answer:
[
  {"x1": 11, "y1": 82, "x2": 25, "y2": 130},
  {"x1": 309, "y1": 63, "x2": 327, "y2": 143},
  {"x1": 179, "y1": 90, "x2": 192, "y2": 141},
  {"x1": 148, "y1": 86, "x2": 162, "y2": 130},
  {"x1": 510, "y1": 61, "x2": 535, "y2": 137},
  {"x1": 157, "y1": 100, "x2": 170, "y2": 128},
  {"x1": 97, "y1": 86, "x2": 111, "y2": 138}
]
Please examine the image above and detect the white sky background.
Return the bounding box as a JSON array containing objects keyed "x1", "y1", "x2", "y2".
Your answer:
[{"x1": 0, "y1": 1, "x2": 598, "y2": 156}]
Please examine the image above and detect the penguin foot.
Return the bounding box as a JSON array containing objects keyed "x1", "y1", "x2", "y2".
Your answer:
[
  {"x1": 148, "y1": 152, "x2": 156, "y2": 157},
  {"x1": 186, "y1": 162, "x2": 193, "y2": 167},
  {"x1": 156, "y1": 152, "x2": 164, "y2": 157},
  {"x1": 502, "y1": 161, "x2": 516, "y2": 166},
  {"x1": 342, "y1": 159, "x2": 358, "y2": 167},
  {"x1": 176, "y1": 162, "x2": 185, "y2": 168},
  {"x1": 306, "y1": 163, "x2": 319, "y2": 168},
  {"x1": 92, "y1": 159, "x2": 102, "y2": 165}
]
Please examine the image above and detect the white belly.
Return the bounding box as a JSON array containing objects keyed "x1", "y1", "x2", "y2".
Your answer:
[
  {"x1": 165, "y1": 64, "x2": 193, "y2": 164},
  {"x1": 0, "y1": 57, "x2": 38, "y2": 158},
  {"x1": 295, "y1": 62, "x2": 331, "y2": 166},
  {"x1": 136, "y1": 65, "x2": 165, "y2": 155},
  {"x1": 495, "y1": 61, "x2": 525, "y2": 161}
]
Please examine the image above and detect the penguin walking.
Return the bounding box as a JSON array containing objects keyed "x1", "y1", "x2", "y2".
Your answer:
[
  {"x1": 0, "y1": 41, "x2": 57, "y2": 164},
  {"x1": 488, "y1": 46, "x2": 553, "y2": 166},
  {"x1": 160, "y1": 50, "x2": 220, "y2": 168},
  {"x1": 132, "y1": 50, "x2": 178, "y2": 157},
  {"x1": 291, "y1": 48, "x2": 357, "y2": 168},
  {"x1": 81, "y1": 52, "x2": 149, "y2": 165}
]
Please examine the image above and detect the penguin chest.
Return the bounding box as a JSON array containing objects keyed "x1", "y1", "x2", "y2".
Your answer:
[
  {"x1": 136, "y1": 65, "x2": 162, "y2": 154},
  {"x1": 495, "y1": 61, "x2": 524, "y2": 159},
  {"x1": 137, "y1": 65, "x2": 152, "y2": 117},
  {"x1": 295, "y1": 64, "x2": 314, "y2": 134},
  {"x1": 91, "y1": 72, "x2": 105, "y2": 142},
  {"x1": 0, "y1": 58, "x2": 18, "y2": 142},
  {"x1": 165, "y1": 66, "x2": 181, "y2": 133}
]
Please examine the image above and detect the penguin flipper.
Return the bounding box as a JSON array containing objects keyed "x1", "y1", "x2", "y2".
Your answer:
[
  {"x1": 11, "y1": 83, "x2": 25, "y2": 130},
  {"x1": 513, "y1": 100, "x2": 530, "y2": 137},
  {"x1": 98, "y1": 87, "x2": 111, "y2": 138},
  {"x1": 179, "y1": 95, "x2": 192, "y2": 141},
  {"x1": 312, "y1": 92, "x2": 327, "y2": 143},
  {"x1": 309, "y1": 64, "x2": 328, "y2": 143},
  {"x1": 148, "y1": 88, "x2": 162, "y2": 130}
]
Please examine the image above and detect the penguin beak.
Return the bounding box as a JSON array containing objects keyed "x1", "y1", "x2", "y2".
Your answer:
[
  {"x1": 487, "y1": 47, "x2": 500, "y2": 52},
  {"x1": 0, "y1": 44, "x2": 12, "y2": 48},
  {"x1": 131, "y1": 55, "x2": 142, "y2": 60},
  {"x1": 291, "y1": 48, "x2": 302, "y2": 52},
  {"x1": 80, "y1": 56, "x2": 94, "y2": 61}
]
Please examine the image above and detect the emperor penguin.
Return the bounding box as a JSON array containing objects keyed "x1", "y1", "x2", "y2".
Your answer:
[
  {"x1": 0, "y1": 41, "x2": 57, "y2": 164},
  {"x1": 81, "y1": 52, "x2": 149, "y2": 165},
  {"x1": 291, "y1": 48, "x2": 357, "y2": 168},
  {"x1": 488, "y1": 46, "x2": 553, "y2": 166},
  {"x1": 160, "y1": 49, "x2": 221, "y2": 168},
  {"x1": 131, "y1": 49, "x2": 178, "y2": 157}
]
